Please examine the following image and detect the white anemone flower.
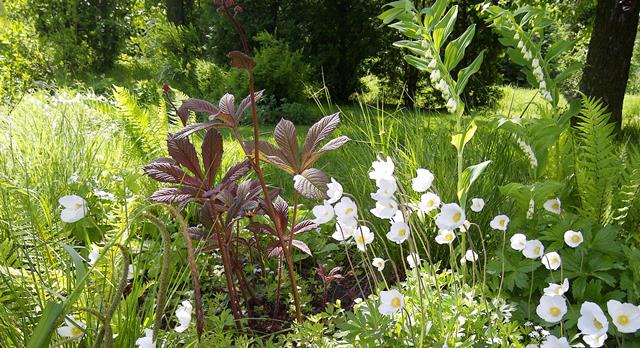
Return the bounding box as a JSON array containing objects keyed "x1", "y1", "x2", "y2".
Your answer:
[
  {"x1": 57, "y1": 317, "x2": 85, "y2": 339},
  {"x1": 406, "y1": 252, "x2": 421, "y2": 269},
  {"x1": 583, "y1": 333, "x2": 607, "y2": 348},
  {"x1": 435, "y1": 229, "x2": 456, "y2": 245},
  {"x1": 379, "y1": 290, "x2": 404, "y2": 315},
  {"x1": 489, "y1": 214, "x2": 510, "y2": 231},
  {"x1": 369, "y1": 156, "x2": 395, "y2": 181},
  {"x1": 543, "y1": 278, "x2": 569, "y2": 297},
  {"x1": 391, "y1": 210, "x2": 405, "y2": 223},
  {"x1": 607, "y1": 300, "x2": 640, "y2": 333},
  {"x1": 510, "y1": 233, "x2": 527, "y2": 251},
  {"x1": 386, "y1": 221, "x2": 410, "y2": 244},
  {"x1": 353, "y1": 226, "x2": 374, "y2": 252},
  {"x1": 578, "y1": 302, "x2": 608, "y2": 336},
  {"x1": 88, "y1": 245, "x2": 100, "y2": 266},
  {"x1": 419, "y1": 192, "x2": 441, "y2": 213},
  {"x1": 540, "y1": 335, "x2": 569, "y2": 348},
  {"x1": 370, "y1": 198, "x2": 398, "y2": 219},
  {"x1": 135, "y1": 328, "x2": 156, "y2": 348},
  {"x1": 523, "y1": 240, "x2": 545, "y2": 259},
  {"x1": 335, "y1": 197, "x2": 357, "y2": 222},
  {"x1": 372, "y1": 258, "x2": 386, "y2": 272},
  {"x1": 174, "y1": 300, "x2": 192, "y2": 333},
  {"x1": 543, "y1": 198, "x2": 562, "y2": 214},
  {"x1": 59, "y1": 195, "x2": 88, "y2": 223},
  {"x1": 435, "y1": 203, "x2": 465, "y2": 230},
  {"x1": 541, "y1": 252, "x2": 562, "y2": 270},
  {"x1": 371, "y1": 178, "x2": 397, "y2": 200},
  {"x1": 332, "y1": 219, "x2": 357, "y2": 241},
  {"x1": 458, "y1": 220, "x2": 471, "y2": 233},
  {"x1": 536, "y1": 295, "x2": 567, "y2": 323},
  {"x1": 564, "y1": 230, "x2": 584, "y2": 248},
  {"x1": 411, "y1": 168, "x2": 434, "y2": 192},
  {"x1": 464, "y1": 249, "x2": 478, "y2": 262},
  {"x1": 470, "y1": 198, "x2": 485, "y2": 212},
  {"x1": 326, "y1": 177, "x2": 343, "y2": 204},
  {"x1": 312, "y1": 202, "x2": 334, "y2": 225}
]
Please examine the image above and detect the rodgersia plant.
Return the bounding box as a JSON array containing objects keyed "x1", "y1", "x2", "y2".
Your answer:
[{"x1": 144, "y1": 0, "x2": 349, "y2": 331}]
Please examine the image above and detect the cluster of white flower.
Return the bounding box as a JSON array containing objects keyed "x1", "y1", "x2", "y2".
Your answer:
[
  {"x1": 514, "y1": 32, "x2": 552, "y2": 103},
  {"x1": 311, "y1": 176, "x2": 374, "y2": 252},
  {"x1": 427, "y1": 61, "x2": 458, "y2": 113}
]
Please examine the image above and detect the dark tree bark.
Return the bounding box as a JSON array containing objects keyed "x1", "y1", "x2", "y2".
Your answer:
[
  {"x1": 166, "y1": 0, "x2": 193, "y2": 26},
  {"x1": 403, "y1": 64, "x2": 418, "y2": 108},
  {"x1": 580, "y1": 0, "x2": 640, "y2": 131}
]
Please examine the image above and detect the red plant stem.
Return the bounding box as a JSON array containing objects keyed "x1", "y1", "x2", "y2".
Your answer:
[
  {"x1": 273, "y1": 254, "x2": 283, "y2": 317},
  {"x1": 223, "y1": 5, "x2": 303, "y2": 323},
  {"x1": 210, "y1": 202, "x2": 243, "y2": 329}
]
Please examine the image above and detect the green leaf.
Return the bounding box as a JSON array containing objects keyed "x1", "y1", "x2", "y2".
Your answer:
[
  {"x1": 554, "y1": 62, "x2": 583, "y2": 84},
  {"x1": 393, "y1": 40, "x2": 428, "y2": 56},
  {"x1": 444, "y1": 24, "x2": 475, "y2": 70},
  {"x1": 404, "y1": 55, "x2": 431, "y2": 71},
  {"x1": 61, "y1": 243, "x2": 88, "y2": 287},
  {"x1": 457, "y1": 160, "x2": 491, "y2": 202},
  {"x1": 432, "y1": 6, "x2": 458, "y2": 50},
  {"x1": 451, "y1": 120, "x2": 477, "y2": 151},
  {"x1": 427, "y1": 0, "x2": 449, "y2": 29},
  {"x1": 456, "y1": 50, "x2": 484, "y2": 94},
  {"x1": 27, "y1": 302, "x2": 64, "y2": 348},
  {"x1": 544, "y1": 39, "x2": 573, "y2": 63}
]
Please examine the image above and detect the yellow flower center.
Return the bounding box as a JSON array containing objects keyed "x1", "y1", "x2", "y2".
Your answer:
[
  {"x1": 552, "y1": 203, "x2": 559, "y2": 210},
  {"x1": 549, "y1": 307, "x2": 561, "y2": 317},
  {"x1": 71, "y1": 326, "x2": 83, "y2": 337},
  {"x1": 618, "y1": 315, "x2": 630, "y2": 326},
  {"x1": 399, "y1": 229, "x2": 406, "y2": 236},
  {"x1": 391, "y1": 297, "x2": 401, "y2": 308},
  {"x1": 571, "y1": 235, "x2": 581, "y2": 243},
  {"x1": 345, "y1": 207, "x2": 353, "y2": 215},
  {"x1": 552, "y1": 256, "x2": 559, "y2": 264},
  {"x1": 356, "y1": 235, "x2": 365, "y2": 244},
  {"x1": 534, "y1": 246, "x2": 541, "y2": 255},
  {"x1": 74, "y1": 203, "x2": 83, "y2": 210},
  {"x1": 427, "y1": 199, "x2": 434, "y2": 207},
  {"x1": 388, "y1": 203, "x2": 394, "y2": 208},
  {"x1": 499, "y1": 220, "x2": 505, "y2": 227},
  {"x1": 593, "y1": 319, "x2": 604, "y2": 330},
  {"x1": 452, "y1": 212, "x2": 461, "y2": 223},
  {"x1": 445, "y1": 233, "x2": 453, "y2": 241}
]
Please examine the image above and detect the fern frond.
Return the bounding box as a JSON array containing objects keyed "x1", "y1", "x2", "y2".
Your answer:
[
  {"x1": 574, "y1": 96, "x2": 619, "y2": 224},
  {"x1": 613, "y1": 144, "x2": 640, "y2": 227}
]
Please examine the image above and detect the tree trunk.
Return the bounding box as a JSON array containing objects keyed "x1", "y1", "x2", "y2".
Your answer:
[
  {"x1": 579, "y1": 0, "x2": 640, "y2": 131},
  {"x1": 166, "y1": 0, "x2": 187, "y2": 25},
  {"x1": 403, "y1": 63, "x2": 418, "y2": 108}
]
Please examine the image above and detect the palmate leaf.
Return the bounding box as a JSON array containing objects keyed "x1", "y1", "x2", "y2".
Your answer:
[
  {"x1": 143, "y1": 159, "x2": 202, "y2": 187},
  {"x1": 303, "y1": 113, "x2": 341, "y2": 154},
  {"x1": 274, "y1": 118, "x2": 300, "y2": 169},
  {"x1": 201, "y1": 128, "x2": 223, "y2": 186},
  {"x1": 294, "y1": 168, "x2": 330, "y2": 200},
  {"x1": 177, "y1": 98, "x2": 219, "y2": 126},
  {"x1": 167, "y1": 133, "x2": 203, "y2": 178}
]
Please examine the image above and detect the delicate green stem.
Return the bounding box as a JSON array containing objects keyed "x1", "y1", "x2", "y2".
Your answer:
[{"x1": 143, "y1": 214, "x2": 172, "y2": 339}]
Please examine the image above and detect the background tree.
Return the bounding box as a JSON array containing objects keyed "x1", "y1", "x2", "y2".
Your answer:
[{"x1": 580, "y1": 0, "x2": 640, "y2": 131}]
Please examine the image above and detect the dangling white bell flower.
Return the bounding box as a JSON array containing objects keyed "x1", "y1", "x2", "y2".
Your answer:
[
  {"x1": 427, "y1": 59, "x2": 437, "y2": 70},
  {"x1": 135, "y1": 328, "x2": 156, "y2": 348},
  {"x1": 378, "y1": 289, "x2": 404, "y2": 315},
  {"x1": 59, "y1": 195, "x2": 88, "y2": 223},
  {"x1": 57, "y1": 317, "x2": 85, "y2": 339},
  {"x1": 386, "y1": 221, "x2": 410, "y2": 244},
  {"x1": 435, "y1": 229, "x2": 456, "y2": 245},
  {"x1": 435, "y1": 203, "x2": 465, "y2": 231},
  {"x1": 607, "y1": 300, "x2": 640, "y2": 333},
  {"x1": 174, "y1": 300, "x2": 192, "y2": 333},
  {"x1": 536, "y1": 295, "x2": 567, "y2": 323},
  {"x1": 370, "y1": 198, "x2": 398, "y2": 219},
  {"x1": 332, "y1": 219, "x2": 357, "y2": 241},
  {"x1": 522, "y1": 239, "x2": 545, "y2": 259},
  {"x1": 430, "y1": 69, "x2": 441, "y2": 83},
  {"x1": 541, "y1": 252, "x2": 562, "y2": 271},
  {"x1": 489, "y1": 214, "x2": 510, "y2": 231},
  {"x1": 540, "y1": 335, "x2": 569, "y2": 348},
  {"x1": 312, "y1": 202, "x2": 334, "y2": 225},
  {"x1": 543, "y1": 278, "x2": 569, "y2": 297},
  {"x1": 411, "y1": 169, "x2": 434, "y2": 192},
  {"x1": 326, "y1": 177, "x2": 343, "y2": 204},
  {"x1": 406, "y1": 252, "x2": 421, "y2": 269},
  {"x1": 564, "y1": 230, "x2": 583, "y2": 248},
  {"x1": 353, "y1": 226, "x2": 374, "y2": 252},
  {"x1": 510, "y1": 233, "x2": 527, "y2": 251},
  {"x1": 514, "y1": 32, "x2": 520, "y2": 40},
  {"x1": 578, "y1": 302, "x2": 609, "y2": 336},
  {"x1": 372, "y1": 257, "x2": 386, "y2": 272},
  {"x1": 335, "y1": 197, "x2": 357, "y2": 222},
  {"x1": 87, "y1": 245, "x2": 100, "y2": 266},
  {"x1": 583, "y1": 333, "x2": 607, "y2": 348},
  {"x1": 539, "y1": 80, "x2": 547, "y2": 90},
  {"x1": 446, "y1": 98, "x2": 457, "y2": 113},
  {"x1": 419, "y1": 192, "x2": 441, "y2": 213},
  {"x1": 369, "y1": 156, "x2": 395, "y2": 181},
  {"x1": 543, "y1": 198, "x2": 561, "y2": 214},
  {"x1": 517, "y1": 40, "x2": 524, "y2": 49},
  {"x1": 532, "y1": 58, "x2": 540, "y2": 68},
  {"x1": 470, "y1": 198, "x2": 485, "y2": 212},
  {"x1": 371, "y1": 177, "x2": 397, "y2": 200},
  {"x1": 464, "y1": 249, "x2": 478, "y2": 262}
]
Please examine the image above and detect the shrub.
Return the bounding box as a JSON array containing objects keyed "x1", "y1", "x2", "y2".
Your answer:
[{"x1": 255, "y1": 94, "x2": 316, "y2": 125}]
